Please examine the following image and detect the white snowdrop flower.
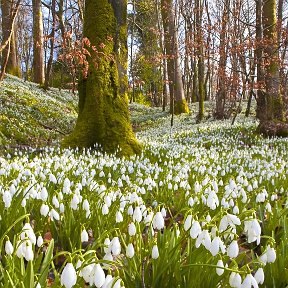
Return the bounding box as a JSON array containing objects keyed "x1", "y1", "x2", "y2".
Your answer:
[
  {"x1": 5, "y1": 240, "x2": 14, "y2": 255},
  {"x1": 188, "y1": 197, "x2": 194, "y2": 207},
  {"x1": 206, "y1": 214, "x2": 211, "y2": 222},
  {"x1": 40, "y1": 204, "x2": 49, "y2": 217},
  {"x1": 104, "y1": 238, "x2": 111, "y2": 254},
  {"x1": 60, "y1": 263, "x2": 77, "y2": 288},
  {"x1": 70, "y1": 194, "x2": 80, "y2": 210},
  {"x1": 35, "y1": 283, "x2": 41, "y2": 288},
  {"x1": 254, "y1": 268, "x2": 264, "y2": 284},
  {"x1": 128, "y1": 222, "x2": 137, "y2": 236},
  {"x1": 49, "y1": 174, "x2": 57, "y2": 184},
  {"x1": 241, "y1": 274, "x2": 258, "y2": 288},
  {"x1": 3, "y1": 191, "x2": 12, "y2": 208},
  {"x1": 104, "y1": 195, "x2": 112, "y2": 207},
  {"x1": 210, "y1": 236, "x2": 221, "y2": 256},
  {"x1": 63, "y1": 178, "x2": 71, "y2": 194},
  {"x1": 50, "y1": 209, "x2": 60, "y2": 221},
  {"x1": 93, "y1": 264, "x2": 106, "y2": 288},
  {"x1": 21, "y1": 198, "x2": 26, "y2": 208},
  {"x1": 259, "y1": 252, "x2": 268, "y2": 265},
  {"x1": 81, "y1": 229, "x2": 89, "y2": 242},
  {"x1": 21, "y1": 223, "x2": 36, "y2": 244},
  {"x1": 40, "y1": 187, "x2": 48, "y2": 201},
  {"x1": 265, "y1": 202, "x2": 272, "y2": 213},
  {"x1": 115, "y1": 211, "x2": 123, "y2": 223},
  {"x1": 216, "y1": 260, "x2": 224, "y2": 276},
  {"x1": 152, "y1": 245, "x2": 159, "y2": 259},
  {"x1": 252, "y1": 180, "x2": 258, "y2": 189},
  {"x1": 184, "y1": 215, "x2": 193, "y2": 231},
  {"x1": 266, "y1": 245, "x2": 276, "y2": 263},
  {"x1": 112, "y1": 279, "x2": 122, "y2": 288},
  {"x1": 161, "y1": 207, "x2": 167, "y2": 218},
  {"x1": 52, "y1": 195, "x2": 60, "y2": 208},
  {"x1": 190, "y1": 221, "x2": 202, "y2": 239},
  {"x1": 133, "y1": 206, "x2": 142, "y2": 223},
  {"x1": 167, "y1": 182, "x2": 172, "y2": 190},
  {"x1": 83, "y1": 199, "x2": 90, "y2": 211},
  {"x1": 99, "y1": 170, "x2": 105, "y2": 178},
  {"x1": 244, "y1": 219, "x2": 261, "y2": 245},
  {"x1": 153, "y1": 212, "x2": 165, "y2": 230},
  {"x1": 227, "y1": 240, "x2": 239, "y2": 258},
  {"x1": 24, "y1": 242, "x2": 34, "y2": 261},
  {"x1": 102, "y1": 204, "x2": 109, "y2": 215},
  {"x1": 127, "y1": 205, "x2": 134, "y2": 216},
  {"x1": 16, "y1": 241, "x2": 25, "y2": 258},
  {"x1": 126, "y1": 243, "x2": 135, "y2": 258},
  {"x1": 60, "y1": 203, "x2": 65, "y2": 213},
  {"x1": 111, "y1": 237, "x2": 121, "y2": 256},
  {"x1": 202, "y1": 230, "x2": 212, "y2": 250},
  {"x1": 229, "y1": 272, "x2": 242, "y2": 288},
  {"x1": 37, "y1": 236, "x2": 44, "y2": 247},
  {"x1": 81, "y1": 263, "x2": 94, "y2": 283},
  {"x1": 103, "y1": 253, "x2": 113, "y2": 268},
  {"x1": 144, "y1": 212, "x2": 154, "y2": 225},
  {"x1": 102, "y1": 275, "x2": 113, "y2": 288},
  {"x1": 233, "y1": 206, "x2": 239, "y2": 215}
]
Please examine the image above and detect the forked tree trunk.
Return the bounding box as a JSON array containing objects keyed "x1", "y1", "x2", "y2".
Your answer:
[
  {"x1": 32, "y1": 0, "x2": 45, "y2": 84},
  {"x1": 62, "y1": 0, "x2": 141, "y2": 155}
]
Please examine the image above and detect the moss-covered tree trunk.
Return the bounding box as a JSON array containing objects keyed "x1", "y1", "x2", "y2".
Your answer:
[
  {"x1": 257, "y1": 0, "x2": 288, "y2": 136},
  {"x1": 161, "y1": 0, "x2": 189, "y2": 115},
  {"x1": 63, "y1": 0, "x2": 141, "y2": 155}
]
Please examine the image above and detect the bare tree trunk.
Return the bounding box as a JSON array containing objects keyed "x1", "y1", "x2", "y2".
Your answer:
[
  {"x1": 161, "y1": 0, "x2": 189, "y2": 114},
  {"x1": 0, "y1": 0, "x2": 21, "y2": 81},
  {"x1": 32, "y1": 0, "x2": 45, "y2": 84},
  {"x1": 44, "y1": 0, "x2": 56, "y2": 89}
]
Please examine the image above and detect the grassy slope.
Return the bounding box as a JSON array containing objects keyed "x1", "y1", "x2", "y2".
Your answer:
[
  {"x1": 0, "y1": 75, "x2": 78, "y2": 147},
  {"x1": 0, "y1": 74, "x2": 256, "y2": 149}
]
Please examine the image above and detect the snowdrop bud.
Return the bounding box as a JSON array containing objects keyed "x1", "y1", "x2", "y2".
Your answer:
[
  {"x1": 40, "y1": 204, "x2": 49, "y2": 217},
  {"x1": 102, "y1": 275, "x2": 113, "y2": 288},
  {"x1": 111, "y1": 237, "x2": 121, "y2": 256},
  {"x1": 102, "y1": 204, "x2": 109, "y2": 215},
  {"x1": 184, "y1": 215, "x2": 192, "y2": 231},
  {"x1": 40, "y1": 187, "x2": 48, "y2": 201},
  {"x1": 116, "y1": 211, "x2": 123, "y2": 223},
  {"x1": 254, "y1": 268, "x2": 264, "y2": 284},
  {"x1": 242, "y1": 274, "x2": 258, "y2": 288},
  {"x1": 60, "y1": 263, "x2": 77, "y2": 288},
  {"x1": 24, "y1": 243, "x2": 34, "y2": 261},
  {"x1": 216, "y1": 260, "x2": 224, "y2": 276},
  {"x1": 133, "y1": 206, "x2": 142, "y2": 223},
  {"x1": 37, "y1": 236, "x2": 44, "y2": 247},
  {"x1": 49, "y1": 174, "x2": 57, "y2": 184},
  {"x1": 104, "y1": 238, "x2": 111, "y2": 253},
  {"x1": 229, "y1": 272, "x2": 242, "y2": 288},
  {"x1": 93, "y1": 264, "x2": 106, "y2": 288},
  {"x1": 210, "y1": 237, "x2": 221, "y2": 256},
  {"x1": 266, "y1": 246, "x2": 276, "y2": 263},
  {"x1": 161, "y1": 207, "x2": 167, "y2": 218},
  {"x1": 60, "y1": 203, "x2": 65, "y2": 213},
  {"x1": 50, "y1": 209, "x2": 60, "y2": 221},
  {"x1": 81, "y1": 229, "x2": 89, "y2": 242},
  {"x1": 128, "y1": 222, "x2": 136, "y2": 236},
  {"x1": 227, "y1": 240, "x2": 239, "y2": 258},
  {"x1": 126, "y1": 243, "x2": 135, "y2": 258},
  {"x1": 190, "y1": 221, "x2": 202, "y2": 239},
  {"x1": 5, "y1": 240, "x2": 14, "y2": 255},
  {"x1": 153, "y1": 212, "x2": 165, "y2": 230},
  {"x1": 152, "y1": 245, "x2": 159, "y2": 259}
]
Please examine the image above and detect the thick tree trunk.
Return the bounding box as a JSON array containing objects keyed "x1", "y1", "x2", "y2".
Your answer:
[
  {"x1": 63, "y1": 0, "x2": 141, "y2": 155},
  {"x1": 32, "y1": 0, "x2": 45, "y2": 84},
  {"x1": 161, "y1": 0, "x2": 189, "y2": 115},
  {"x1": 1, "y1": 0, "x2": 21, "y2": 77},
  {"x1": 257, "y1": 0, "x2": 288, "y2": 136}
]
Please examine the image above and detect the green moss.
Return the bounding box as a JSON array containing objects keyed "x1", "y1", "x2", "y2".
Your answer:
[{"x1": 174, "y1": 99, "x2": 189, "y2": 115}]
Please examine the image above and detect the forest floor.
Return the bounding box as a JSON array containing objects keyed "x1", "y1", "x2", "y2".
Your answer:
[{"x1": 0, "y1": 75, "x2": 287, "y2": 287}]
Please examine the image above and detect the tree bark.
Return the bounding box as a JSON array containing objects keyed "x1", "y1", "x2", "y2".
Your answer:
[
  {"x1": 257, "y1": 0, "x2": 288, "y2": 136},
  {"x1": 161, "y1": 0, "x2": 189, "y2": 115},
  {"x1": 63, "y1": 0, "x2": 141, "y2": 155},
  {"x1": 32, "y1": 0, "x2": 45, "y2": 84},
  {"x1": 1, "y1": 0, "x2": 21, "y2": 79}
]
